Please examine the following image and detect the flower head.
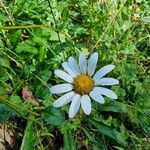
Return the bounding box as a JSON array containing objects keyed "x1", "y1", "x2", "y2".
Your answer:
[{"x1": 50, "y1": 53, "x2": 119, "y2": 118}]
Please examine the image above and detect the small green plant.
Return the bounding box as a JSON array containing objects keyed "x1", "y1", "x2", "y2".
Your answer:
[{"x1": 0, "y1": 0, "x2": 149, "y2": 149}]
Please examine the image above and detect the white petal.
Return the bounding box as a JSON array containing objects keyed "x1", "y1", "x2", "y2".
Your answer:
[
  {"x1": 89, "y1": 90, "x2": 105, "y2": 104},
  {"x1": 50, "y1": 83, "x2": 73, "y2": 94},
  {"x1": 92, "y1": 87, "x2": 118, "y2": 99},
  {"x1": 93, "y1": 65, "x2": 115, "y2": 82},
  {"x1": 79, "y1": 53, "x2": 87, "y2": 74},
  {"x1": 69, "y1": 94, "x2": 81, "y2": 118},
  {"x1": 88, "y1": 52, "x2": 98, "y2": 76},
  {"x1": 68, "y1": 57, "x2": 81, "y2": 75},
  {"x1": 54, "y1": 70, "x2": 74, "y2": 83},
  {"x1": 96, "y1": 78, "x2": 119, "y2": 86},
  {"x1": 62, "y1": 62, "x2": 77, "y2": 78},
  {"x1": 63, "y1": 96, "x2": 74, "y2": 105},
  {"x1": 81, "y1": 95, "x2": 91, "y2": 115},
  {"x1": 53, "y1": 91, "x2": 75, "y2": 107}
]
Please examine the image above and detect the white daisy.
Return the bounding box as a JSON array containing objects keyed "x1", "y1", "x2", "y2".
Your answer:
[{"x1": 50, "y1": 52, "x2": 119, "y2": 118}]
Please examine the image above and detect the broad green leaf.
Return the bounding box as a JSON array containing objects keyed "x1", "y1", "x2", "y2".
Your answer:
[
  {"x1": 96, "y1": 101, "x2": 127, "y2": 113},
  {"x1": 0, "y1": 104, "x2": 16, "y2": 123},
  {"x1": 90, "y1": 118, "x2": 127, "y2": 148},
  {"x1": 10, "y1": 95, "x2": 22, "y2": 104},
  {"x1": 20, "y1": 120, "x2": 35, "y2": 150},
  {"x1": 42, "y1": 106, "x2": 65, "y2": 125},
  {"x1": 60, "y1": 124, "x2": 76, "y2": 150}
]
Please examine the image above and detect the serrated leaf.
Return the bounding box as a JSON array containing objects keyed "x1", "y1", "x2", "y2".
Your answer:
[
  {"x1": 141, "y1": 16, "x2": 150, "y2": 24},
  {"x1": 16, "y1": 40, "x2": 38, "y2": 54},
  {"x1": 32, "y1": 36, "x2": 46, "y2": 45},
  {"x1": 0, "y1": 56, "x2": 10, "y2": 68},
  {"x1": 10, "y1": 30, "x2": 22, "y2": 45},
  {"x1": 49, "y1": 30, "x2": 66, "y2": 42}
]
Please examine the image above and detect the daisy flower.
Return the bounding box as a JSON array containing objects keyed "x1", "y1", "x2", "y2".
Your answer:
[{"x1": 50, "y1": 52, "x2": 119, "y2": 118}]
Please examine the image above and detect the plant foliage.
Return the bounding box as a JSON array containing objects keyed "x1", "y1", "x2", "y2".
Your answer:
[{"x1": 0, "y1": 0, "x2": 150, "y2": 149}]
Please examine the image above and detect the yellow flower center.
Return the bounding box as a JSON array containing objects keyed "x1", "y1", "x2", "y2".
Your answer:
[{"x1": 73, "y1": 75, "x2": 94, "y2": 95}]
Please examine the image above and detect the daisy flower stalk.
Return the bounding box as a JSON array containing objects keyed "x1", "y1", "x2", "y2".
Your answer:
[{"x1": 50, "y1": 52, "x2": 119, "y2": 118}]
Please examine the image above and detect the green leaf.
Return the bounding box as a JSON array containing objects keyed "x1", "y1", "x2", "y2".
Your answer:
[
  {"x1": 0, "y1": 104, "x2": 16, "y2": 123},
  {"x1": 60, "y1": 123, "x2": 77, "y2": 150},
  {"x1": 20, "y1": 120, "x2": 35, "y2": 150},
  {"x1": 10, "y1": 95, "x2": 22, "y2": 104},
  {"x1": 82, "y1": 127, "x2": 94, "y2": 142},
  {"x1": 141, "y1": 16, "x2": 150, "y2": 24},
  {"x1": 122, "y1": 20, "x2": 132, "y2": 32},
  {"x1": 63, "y1": 129, "x2": 76, "y2": 150},
  {"x1": 82, "y1": 127, "x2": 107, "y2": 150},
  {"x1": 0, "y1": 56, "x2": 10, "y2": 68},
  {"x1": 49, "y1": 30, "x2": 66, "y2": 42},
  {"x1": 42, "y1": 106, "x2": 65, "y2": 125},
  {"x1": 0, "y1": 86, "x2": 8, "y2": 95},
  {"x1": 10, "y1": 30, "x2": 22, "y2": 45},
  {"x1": 124, "y1": 44, "x2": 136, "y2": 55},
  {"x1": 90, "y1": 118, "x2": 127, "y2": 148},
  {"x1": 92, "y1": 141, "x2": 107, "y2": 150},
  {"x1": 97, "y1": 101, "x2": 127, "y2": 113},
  {"x1": 16, "y1": 40, "x2": 38, "y2": 54},
  {"x1": 113, "y1": 146, "x2": 125, "y2": 150}
]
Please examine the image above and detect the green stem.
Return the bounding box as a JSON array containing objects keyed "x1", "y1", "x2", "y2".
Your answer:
[{"x1": 0, "y1": 25, "x2": 51, "y2": 30}]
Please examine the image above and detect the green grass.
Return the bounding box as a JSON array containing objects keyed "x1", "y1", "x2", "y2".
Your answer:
[{"x1": 0, "y1": 0, "x2": 150, "y2": 149}]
